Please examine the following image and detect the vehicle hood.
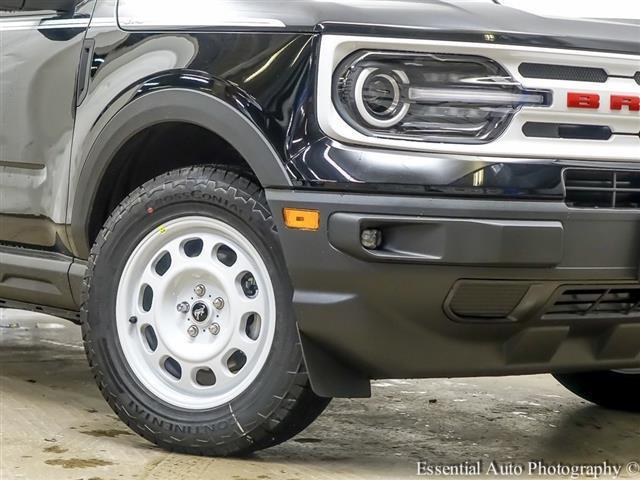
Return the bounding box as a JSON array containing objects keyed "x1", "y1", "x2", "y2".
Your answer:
[{"x1": 118, "y1": 0, "x2": 640, "y2": 55}]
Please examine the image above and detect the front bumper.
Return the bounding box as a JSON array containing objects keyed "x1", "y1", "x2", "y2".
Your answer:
[{"x1": 266, "y1": 189, "x2": 640, "y2": 397}]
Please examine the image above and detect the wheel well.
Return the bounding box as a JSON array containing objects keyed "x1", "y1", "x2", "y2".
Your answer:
[{"x1": 88, "y1": 122, "x2": 258, "y2": 244}]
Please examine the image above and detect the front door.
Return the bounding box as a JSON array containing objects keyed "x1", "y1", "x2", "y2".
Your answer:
[{"x1": 0, "y1": 2, "x2": 93, "y2": 250}]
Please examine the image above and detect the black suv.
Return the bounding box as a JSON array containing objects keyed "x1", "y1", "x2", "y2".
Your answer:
[{"x1": 1, "y1": 0, "x2": 639, "y2": 456}]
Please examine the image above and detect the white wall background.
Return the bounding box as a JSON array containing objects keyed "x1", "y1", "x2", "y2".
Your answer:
[{"x1": 498, "y1": 0, "x2": 640, "y2": 20}]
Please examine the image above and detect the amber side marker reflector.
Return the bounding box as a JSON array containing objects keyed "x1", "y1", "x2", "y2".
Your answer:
[{"x1": 283, "y1": 208, "x2": 320, "y2": 231}]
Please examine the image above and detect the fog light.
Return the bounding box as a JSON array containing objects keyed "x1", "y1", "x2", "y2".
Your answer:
[{"x1": 361, "y1": 229, "x2": 382, "y2": 249}]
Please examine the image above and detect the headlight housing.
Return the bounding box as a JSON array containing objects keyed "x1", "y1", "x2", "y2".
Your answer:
[{"x1": 333, "y1": 51, "x2": 551, "y2": 144}]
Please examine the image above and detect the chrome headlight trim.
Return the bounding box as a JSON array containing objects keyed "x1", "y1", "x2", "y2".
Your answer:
[
  {"x1": 332, "y1": 49, "x2": 551, "y2": 145},
  {"x1": 316, "y1": 35, "x2": 640, "y2": 162}
]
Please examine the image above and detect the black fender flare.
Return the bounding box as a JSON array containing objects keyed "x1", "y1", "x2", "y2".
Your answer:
[{"x1": 70, "y1": 87, "x2": 291, "y2": 258}]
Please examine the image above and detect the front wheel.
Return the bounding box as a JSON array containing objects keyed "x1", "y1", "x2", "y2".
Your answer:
[
  {"x1": 553, "y1": 369, "x2": 640, "y2": 412},
  {"x1": 82, "y1": 166, "x2": 330, "y2": 456}
]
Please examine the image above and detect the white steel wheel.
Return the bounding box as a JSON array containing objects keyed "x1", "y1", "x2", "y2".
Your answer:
[{"x1": 116, "y1": 216, "x2": 276, "y2": 409}]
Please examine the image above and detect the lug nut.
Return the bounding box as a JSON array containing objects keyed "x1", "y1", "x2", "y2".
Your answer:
[
  {"x1": 213, "y1": 297, "x2": 225, "y2": 310},
  {"x1": 209, "y1": 323, "x2": 221, "y2": 335},
  {"x1": 194, "y1": 284, "x2": 206, "y2": 297},
  {"x1": 129, "y1": 316, "x2": 138, "y2": 324},
  {"x1": 187, "y1": 325, "x2": 199, "y2": 338},
  {"x1": 176, "y1": 302, "x2": 190, "y2": 313},
  {"x1": 361, "y1": 228, "x2": 382, "y2": 250}
]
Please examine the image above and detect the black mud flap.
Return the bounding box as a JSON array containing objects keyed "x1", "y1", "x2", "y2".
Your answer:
[{"x1": 299, "y1": 332, "x2": 371, "y2": 399}]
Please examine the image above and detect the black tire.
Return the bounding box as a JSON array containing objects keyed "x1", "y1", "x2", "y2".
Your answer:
[
  {"x1": 553, "y1": 370, "x2": 640, "y2": 412},
  {"x1": 81, "y1": 166, "x2": 330, "y2": 456}
]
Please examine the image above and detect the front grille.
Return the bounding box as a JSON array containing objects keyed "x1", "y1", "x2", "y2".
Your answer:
[
  {"x1": 564, "y1": 169, "x2": 640, "y2": 209},
  {"x1": 523, "y1": 123, "x2": 612, "y2": 140},
  {"x1": 543, "y1": 286, "x2": 640, "y2": 320},
  {"x1": 519, "y1": 63, "x2": 608, "y2": 83}
]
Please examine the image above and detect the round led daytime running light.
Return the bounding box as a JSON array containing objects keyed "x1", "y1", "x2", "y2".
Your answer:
[{"x1": 354, "y1": 67, "x2": 410, "y2": 128}]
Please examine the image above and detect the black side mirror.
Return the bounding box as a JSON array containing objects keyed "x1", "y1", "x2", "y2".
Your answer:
[{"x1": 0, "y1": 0, "x2": 78, "y2": 12}]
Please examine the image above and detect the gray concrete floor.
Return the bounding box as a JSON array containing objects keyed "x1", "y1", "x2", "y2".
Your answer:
[{"x1": 1, "y1": 309, "x2": 639, "y2": 480}]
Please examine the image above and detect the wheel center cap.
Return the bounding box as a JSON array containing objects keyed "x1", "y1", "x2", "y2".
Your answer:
[{"x1": 191, "y1": 301, "x2": 210, "y2": 323}]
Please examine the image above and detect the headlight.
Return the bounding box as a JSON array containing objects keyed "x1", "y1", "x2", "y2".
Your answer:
[{"x1": 333, "y1": 51, "x2": 551, "y2": 144}]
